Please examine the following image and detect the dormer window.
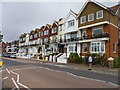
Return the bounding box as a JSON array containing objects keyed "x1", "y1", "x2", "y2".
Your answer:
[
  {"x1": 23, "y1": 37, "x2": 25, "y2": 41},
  {"x1": 80, "y1": 16, "x2": 86, "y2": 24},
  {"x1": 30, "y1": 35, "x2": 33, "y2": 39},
  {"x1": 68, "y1": 20, "x2": 74, "y2": 27},
  {"x1": 52, "y1": 27, "x2": 57, "y2": 33},
  {"x1": 88, "y1": 13, "x2": 94, "y2": 22},
  {"x1": 96, "y1": 10, "x2": 103, "y2": 19},
  {"x1": 34, "y1": 34, "x2": 38, "y2": 38},
  {"x1": 44, "y1": 30, "x2": 49, "y2": 35}
]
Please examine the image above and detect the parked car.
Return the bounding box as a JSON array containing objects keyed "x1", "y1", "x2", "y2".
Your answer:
[
  {"x1": 10, "y1": 54, "x2": 16, "y2": 58},
  {"x1": 6, "y1": 52, "x2": 16, "y2": 58}
]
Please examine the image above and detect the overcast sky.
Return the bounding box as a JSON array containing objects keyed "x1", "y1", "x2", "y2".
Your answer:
[{"x1": 1, "y1": 0, "x2": 119, "y2": 42}]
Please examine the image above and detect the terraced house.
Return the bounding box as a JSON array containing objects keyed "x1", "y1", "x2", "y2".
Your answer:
[
  {"x1": 77, "y1": 0, "x2": 120, "y2": 58},
  {"x1": 18, "y1": 33, "x2": 29, "y2": 58},
  {"x1": 6, "y1": 0, "x2": 120, "y2": 63}
]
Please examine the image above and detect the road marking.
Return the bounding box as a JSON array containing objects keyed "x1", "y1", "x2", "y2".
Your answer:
[
  {"x1": 11, "y1": 78, "x2": 19, "y2": 90},
  {"x1": 6, "y1": 68, "x2": 10, "y2": 74},
  {"x1": 66, "y1": 72, "x2": 119, "y2": 87},
  {"x1": 8, "y1": 66, "x2": 119, "y2": 87},
  {"x1": 10, "y1": 70, "x2": 30, "y2": 90},
  {"x1": 3, "y1": 76, "x2": 8, "y2": 80},
  {"x1": 12, "y1": 67, "x2": 43, "y2": 71}
]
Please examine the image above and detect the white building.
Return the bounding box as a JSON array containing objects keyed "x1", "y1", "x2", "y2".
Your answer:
[{"x1": 63, "y1": 9, "x2": 81, "y2": 57}]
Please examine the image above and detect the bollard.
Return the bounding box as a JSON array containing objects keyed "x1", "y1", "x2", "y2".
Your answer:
[
  {"x1": 0, "y1": 60, "x2": 3, "y2": 66},
  {"x1": 108, "y1": 57, "x2": 114, "y2": 69}
]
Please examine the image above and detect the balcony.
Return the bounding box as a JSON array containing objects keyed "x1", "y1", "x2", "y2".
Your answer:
[
  {"x1": 51, "y1": 40, "x2": 57, "y2": 44},
  {"x1": 60, "y1": 33, "x2": 109, "y2": 43}
]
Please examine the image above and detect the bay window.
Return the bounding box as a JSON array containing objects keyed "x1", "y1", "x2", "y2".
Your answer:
[
  {"x1": 83, "y1": 43, "x2": 87, "y2": 53},
  {"x1": 91, "y1": 42, "x2": 105, "y2": 53}
]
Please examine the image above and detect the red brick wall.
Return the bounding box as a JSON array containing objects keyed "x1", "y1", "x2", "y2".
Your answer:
[{"x1": 103, "y1": 24, "x2": 119, "y2": 58}]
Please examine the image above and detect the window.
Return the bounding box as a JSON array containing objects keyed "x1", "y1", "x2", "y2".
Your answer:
[
  {"x1": 30, "y1": 35, "x2": 33, "y2": 39},
  {"x1": 59, "y1": 24, "x2": 62, "y2": 31},
  {"x1": 113, "y1": 43, "x2": 116, "y2": 53},
  {"x1": 44, "y1": 37, "x2": 48, "y2": 43},
  {"x1": 82, "y1": 30, "x2": 86, "y2": 39},
  {"x1": 52, "y1": 27, "x2": 57, "y2": 33},
  {"x1": 34, "y1": 34, "x2": 38, "y2": 38},
  {"x1": 69, "y1": 46, "x2": 74, "y2": 52},
  {"x1": 52, "y1": 36, "x2": 56, "y2": 43},
  {"x1": 88, "y1": 13, "x2": 94, "y2": 22},
  {"x1": 96, "y1": 10, "x2": 103, "y2": 19},
  {"x1": 64, "y1": 34, "x2": 66, "y2": 42},
  {"x1": 44, "y1": 30, "x2": 49, "y2": 35},
  {"x1": 23, "y1": 38, "x2": 25, "y2": 41},
  {"x1": 83, "y1": 43, "x2": 87, "y2": 53},
  {"x1": 68, "y1": 20, "x2": 74, "y2": 27},
  {"x1": 93, "y1": 27, "x2": 103, "y2": 35},
  {"x1": 70, "y1": 32, "x2": 77, "y2": 39},
  {"x1": 91, "y1": 42, "x2": 105, "y2": 53},
  {"x1": 80, "y1": 16, "x2": 86, "y2": 24}
]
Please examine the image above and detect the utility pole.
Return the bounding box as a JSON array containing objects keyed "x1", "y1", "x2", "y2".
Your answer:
[{"x1": 0, "y1": 31, "x2": 3, "y2": 57}]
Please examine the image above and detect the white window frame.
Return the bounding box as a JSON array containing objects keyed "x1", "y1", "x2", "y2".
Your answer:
[
  {"x1": 91, "y1": 41, "x2": 105, "y2": 53},
  {"x1": 113, "y1": 43, "x2": 116, "y2": 53},
  {"x1": 34, "y1": 34, "x2": 38, "y2": 38},
  {"x1": 44, "y1": 37, "x2": 48, "y2": 43},
  {"x1": 52, "y1": 27, "x2": 57, "y2": 33},
  {"x1": 88, "y1": 13, "x2": 94, "y2": 22},
  {"x1": 44, "y1": 30, "x2": 49, "y2": 35},
  {"x1": 82, "y1": 43, "x2": 87, "y2": 53},
  {"x1": 80, "y1": 16, "x2": 86, "y2": 24},
  {"x1": 68, "y1": 20, "x2": 74, "y2": 27},
  {"x1": 96, "y1": 10, "x2": 103, "y2": 19}
]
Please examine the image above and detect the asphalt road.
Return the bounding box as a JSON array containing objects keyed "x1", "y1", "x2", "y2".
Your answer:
[{"x1": 1, "y1": 57, "x2": 119, "y2": 89}]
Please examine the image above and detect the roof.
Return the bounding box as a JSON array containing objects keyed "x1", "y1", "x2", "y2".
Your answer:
[
  {"x1": 70, "y1": 9, "x2": 78, "y2": 16},
  {"x1": 78, "y1": 0, "x2": 115, "y2": 17},
  {"x1": 46, "y1": 24, "x2": 51, "y2": 28},
  {"x1": 110, "y1": 4, "x2": 120, "y2": 14}
]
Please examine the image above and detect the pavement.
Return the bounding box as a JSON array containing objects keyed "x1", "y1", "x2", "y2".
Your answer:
[
  {"x1": 6, "y1": 57, "x2": 119, "y2": 75},
  {"x1": 1, "y1": 57, "x2": 119, "y2": 89}
]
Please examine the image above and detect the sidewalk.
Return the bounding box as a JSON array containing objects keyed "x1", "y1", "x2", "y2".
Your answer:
[
  {"x1": 2, "y1": 57, "x2": 119, "y2": 76},
  {"x1": 44, "y1": 61, "x2": 119, "y2": 76}
]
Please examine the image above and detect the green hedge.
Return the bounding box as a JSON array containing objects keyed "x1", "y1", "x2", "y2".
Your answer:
[
  {"x1": 68, "y1": 53, "x2": 83, "y2": 63},
  {"x1": 114, "y1": 57, "x2": 120, "y2": 68}
]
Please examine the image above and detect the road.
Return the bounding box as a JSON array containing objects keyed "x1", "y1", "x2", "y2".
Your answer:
[{"x1": 1, "y1": 57, "x2": 119, "y2": 89}]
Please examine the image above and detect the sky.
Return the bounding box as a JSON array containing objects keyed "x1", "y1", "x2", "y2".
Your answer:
[{"x1": 1, "y1": 0, "x2": 119, "y2": 42}]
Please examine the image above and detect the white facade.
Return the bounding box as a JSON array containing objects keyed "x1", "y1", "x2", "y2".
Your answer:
[{"x1": 63, "y1": 10, "x2": 81, "y2": 57}]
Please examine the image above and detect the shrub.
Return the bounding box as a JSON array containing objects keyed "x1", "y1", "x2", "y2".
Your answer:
[
  {"x1": 68, "y1": 53, "x2": 83, "y2": 63},
  {"x1": 84, "y1": 53, "x2": 107, "y2": 66},
  {"x1": 114, "y1": 57, "x2": 120, "y2": 68}
]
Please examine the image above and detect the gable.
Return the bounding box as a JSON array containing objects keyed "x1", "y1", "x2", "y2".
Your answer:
[
  {"x1": 51, "y1": 22, "x2": 58, "y2": 28},
  {"x1": 80, "y1": 2, "x2": 104, "y2": 17},
  {"x1": 66, "y1": 11, "x2": 76, "y2": 20}
]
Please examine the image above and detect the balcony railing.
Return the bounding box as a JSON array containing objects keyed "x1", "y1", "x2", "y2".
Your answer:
[{"x1": 60, "y1": 33, "x2": 109, "y2": 43}]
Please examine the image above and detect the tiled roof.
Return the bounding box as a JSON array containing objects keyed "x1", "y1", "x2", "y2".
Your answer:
[
  {"x1": 70, "y1": 9, "x2": 78, "y2": 16},
  {"x1": 46, "y1": 24, "x2": 51, "y2": 28},
  {"x1": 110, "y1": 4, "x2": 120, "y2": 14}
]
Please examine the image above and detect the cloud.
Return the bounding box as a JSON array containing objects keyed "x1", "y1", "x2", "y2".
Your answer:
[{"x1": 2, "y1": 1, "x2": 118, "y2": 42}]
